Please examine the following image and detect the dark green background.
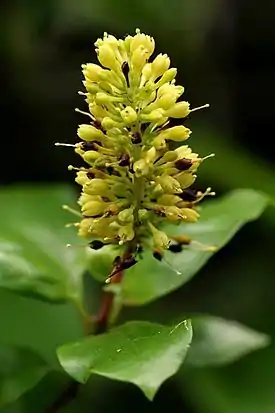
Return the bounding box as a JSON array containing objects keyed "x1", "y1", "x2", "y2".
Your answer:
[{"x1": 1, "y1": 0, "x2": 275, "y2": 412}]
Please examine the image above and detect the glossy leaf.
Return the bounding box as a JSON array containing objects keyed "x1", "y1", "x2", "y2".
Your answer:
[
  {"x1": 0, "y1": 186, "x2": 86, "y2": 304},
  {"x1": 0, "y1": 345, "x2": 49, "y2": 407},
  {"x1": 121, "y1": 189, "x2": 268, "y2": 305},
  {"x1": 58, "y1": 320, "x2": 192, "y2": 400},
  {"x1": 186, "y1": 316, "x2": 270, "y2": 367}
]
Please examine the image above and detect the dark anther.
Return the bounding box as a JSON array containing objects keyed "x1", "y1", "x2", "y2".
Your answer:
[
  {"x1": 153, "y1": 250, "x2": 163, "y2": 261},
  {"x1": 114, "y1": 256, "x2": 121, "y2": 266},
  {"x1": 175, "y1": 158, "x2": 193, "y2": 171},
  {"x1": 102, "y1": 196, "x2": 110, "y2": 202},
  {"x1": 119, "y1": 153, "x2": 130, "y2": 167},
  {"x1": 106, "y1": 166, "x2": 120, "y2": 176},
  {"x1": 89, "y1": 240, "x2": 105, "y2": 250},
  {"x1": 140, "y1": 122, "x2": 150, "y2": 134},
  {"x1": 179, "y1": 189, "x2": 198, "y2": 202},
  {"x1": 81, "y1": 141, "x2": 97, "y2": 151},
  {"x1": 120, "y1": 256, "x2": 138, "y2": 271},
  {"x1": 122, "y1": 62, "x2": 130, "y2": 87},
  {"x1": 109, "y1": 254, "x2": 137, "y2": 278},
  {"x1": 86, "y1": 171, "x2": 95, "y2": 179},
  {"x1": 168, "y1": 243, "x2": 183, "y2": 253},
  {"x1": 92, "y1": 119, "x2": 104, "y2": 131},
  {"x1": 131, "y1": 132, "x2": 142, "y2": 144},
  {"x1": 155, "y1": 208, "x2": 166, "y2": 217}
]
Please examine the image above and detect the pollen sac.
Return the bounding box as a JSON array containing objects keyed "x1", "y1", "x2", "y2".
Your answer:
[{"x1": 61, "y1": 28, "x2": 213, "y2": 266}]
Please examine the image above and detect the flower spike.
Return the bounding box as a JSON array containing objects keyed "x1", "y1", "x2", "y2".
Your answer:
[{"x1": 58, "y1": 29, "x2": 214, "y2": 278}]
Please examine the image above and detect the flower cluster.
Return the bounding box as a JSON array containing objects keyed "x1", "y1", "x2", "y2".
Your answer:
[{"x1": 59, "y1": 29, "x2": 214, "y2": 272}]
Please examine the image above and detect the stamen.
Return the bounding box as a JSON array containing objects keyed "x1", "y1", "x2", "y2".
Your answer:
[
  {"x1": 65, "y1": 223, "x2": 80, "y2": 228},
  {"x1": 194, "y1": 187, "x2": 216, "y2": 203},
  {"x1": 200, "y1": 153, "x2": 215, "y2": 162},
  {"x1": 66, "y1": 243, "x2": 88, "y2": 248},
  {"x1": 68, "y1": 165, "x2": 86, "y2": 172},
  {"x1": 190, "y1": 240, "x2": 217, "y2": 252},
  {"x1": 62, "y1": 205, "x2": 82, "y2": 217},
  {"x1": 55, "y1": 142, "x2": 76, "y2": 147},
  {"x1": 189, "y1": 103, "x2": 210, "y2": 113},
  {"x1": 75, "y1": 108, "x2": 94, "y2": 119}
]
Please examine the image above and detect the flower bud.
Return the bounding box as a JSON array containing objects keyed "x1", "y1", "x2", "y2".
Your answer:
[
  {"x1": 83, "y1": 81, "x2": 99, "y2": 94},
  {"x1": 140, "y1": 108, "x2": 165, "y2": 122},
  {"x1": 131, "y1": 46, "x2": 148, "y2": 71},
  {"x1": 133, "y1": 159, "x2": 149, "y2": 177},
  {"x1": 157, "y1": 175, "x2": 182, "y2": 194},
  {"x1": 176, "y1": 172, "x2": 196, "y2": 188},
  {"x1": 89, "y1": 104, "x2": 107, "y2": 119},
  {"x1": 142, "y1": 63, "x2": 152, "y2": 81},
  {"x1": 95, "y1": 92, "x2": 123, "y2": 104},
  {"x1": 149, "y1": 223, "x2": 170, "y2": 249},
  {"x1": 83, "y1": 150, "x2": 101, "y2": 163},
  {"x1": 77, "y1": 124, "x2": 105, "y2": 142},
  {"x1": 78, "y1": 192, "x2": 93, "y2": 206},
  {"x1": 158, "y1": 125, "x2": 191, "y2": 142},
  {"x1": 143, "y1": 147, "x2": 156, "y2": 164},
  {"x1": 130, "y1": 33, "x2": 155, "y2": 56},
  {"x1": 157, "y1": 194, "x2": 182, "y2": 206},
  {"x1": 78, "y1": 218, "x2": 93, "y2": 237},
  {"x1": 118, "y1": 208, "x2": 134, "y2": 224},
  {"x1": 113, "y1": 183, "x2": 129, "y2": 198},
  {"x1": 151, "y1": 54, "x2": 170, "y2": 78},
  {"x1": 159, "y1": 151, "x2": 178, "y2": 163},
  {"x1": 153, "y1": 135, "x2": 166, "y2": 150},
  {"x1": 83, "y1": 179, "x2": 109, "y2": 195},
  {"x1": 180, "y1": 208, "x2": 200, "y2": 222},
  {"x1": 101, "y1": 117, "x2": 121, "y2": 130},
  {"x1": 81, "y1": 200, "x2": 106, "y2": 216},
  {"x1": 97, "y1": 44, "x2": 118, "y2": 70},
  {"x1": 164, "y1": 206, "x2": 183, "y2": 222},
  {"x1": 75, "y1": 171, "x2": 90, "y2": 186},
  {"x1": 165, "y1": 101, "x2": 190, "y2": 118},
  {"x1": 121, "y1": 106, "x2": 138, "y2": 124},
  {"x1": 156, "y1": 68, "x2": 177, "y2": 86},
  {"x1": 118, "y1": 224, "x2": 135, "y2": 244},
  {"x1": 82, "y1": 63, "x2": 106, "y2": 82},
  {"x1": 138, "y1": 209, "x2": 150, "y2": 222}
]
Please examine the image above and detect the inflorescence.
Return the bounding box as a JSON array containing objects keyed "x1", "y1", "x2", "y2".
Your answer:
[{"x1": 57, "y1": 29, "x2": 215, "y2": 278}]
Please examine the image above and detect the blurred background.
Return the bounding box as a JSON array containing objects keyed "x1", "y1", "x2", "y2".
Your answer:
[{"x1": 1, "y1": 0, "x2": 275, "y2": 412}]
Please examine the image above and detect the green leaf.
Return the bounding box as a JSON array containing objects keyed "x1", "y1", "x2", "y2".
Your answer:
[
  {"x1": 0, "y1": 345, "x2": 49, "y2": 407},
  {"x1": 0, "y1": 185, "x2": 86, "y2": 304},
  {"x1": 0, "y1": 289, "x2": 83, "y2": 366},
  {"x1": 183, "y1": 345, "x2": 275, "y2": 413},
  {"x1": 57, "y1": 320, "x2": 192, "y2": 400},
  {"x1": 186, "y1": 316, "x2": 270, "y2": 367},
  {"x1": 122, "y1": 189, "x2": 268, "y2": 305}
]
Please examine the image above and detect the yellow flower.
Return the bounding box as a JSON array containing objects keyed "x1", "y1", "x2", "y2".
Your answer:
[{"x1": 58, "y1": 29, "x2": 214, "y2": 273}]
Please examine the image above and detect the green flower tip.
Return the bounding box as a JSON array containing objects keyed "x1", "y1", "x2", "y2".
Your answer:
[{"x1": 57, "y1": 29, "x2": 215, "y2": 275}]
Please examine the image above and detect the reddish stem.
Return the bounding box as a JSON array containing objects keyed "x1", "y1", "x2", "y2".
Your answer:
[
  {"x1": 45, "y1": 264, "x2": 125, "y2": 413},
  {"x1": 93, "y1": 270, "x2": 124, "y2": 334}
]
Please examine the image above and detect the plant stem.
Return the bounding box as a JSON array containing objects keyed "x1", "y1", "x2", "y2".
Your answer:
[
  {"x1": 93, "y1": 269, "x2": 124, "y2": 334},
  {"x1": 45, "y1": 266, "x2": 126, "y2": 413}
]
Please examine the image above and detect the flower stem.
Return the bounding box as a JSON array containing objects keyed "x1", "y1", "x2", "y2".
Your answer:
[{"x1": 45, "y1": 249, "x2": 130, "y2": 413}]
